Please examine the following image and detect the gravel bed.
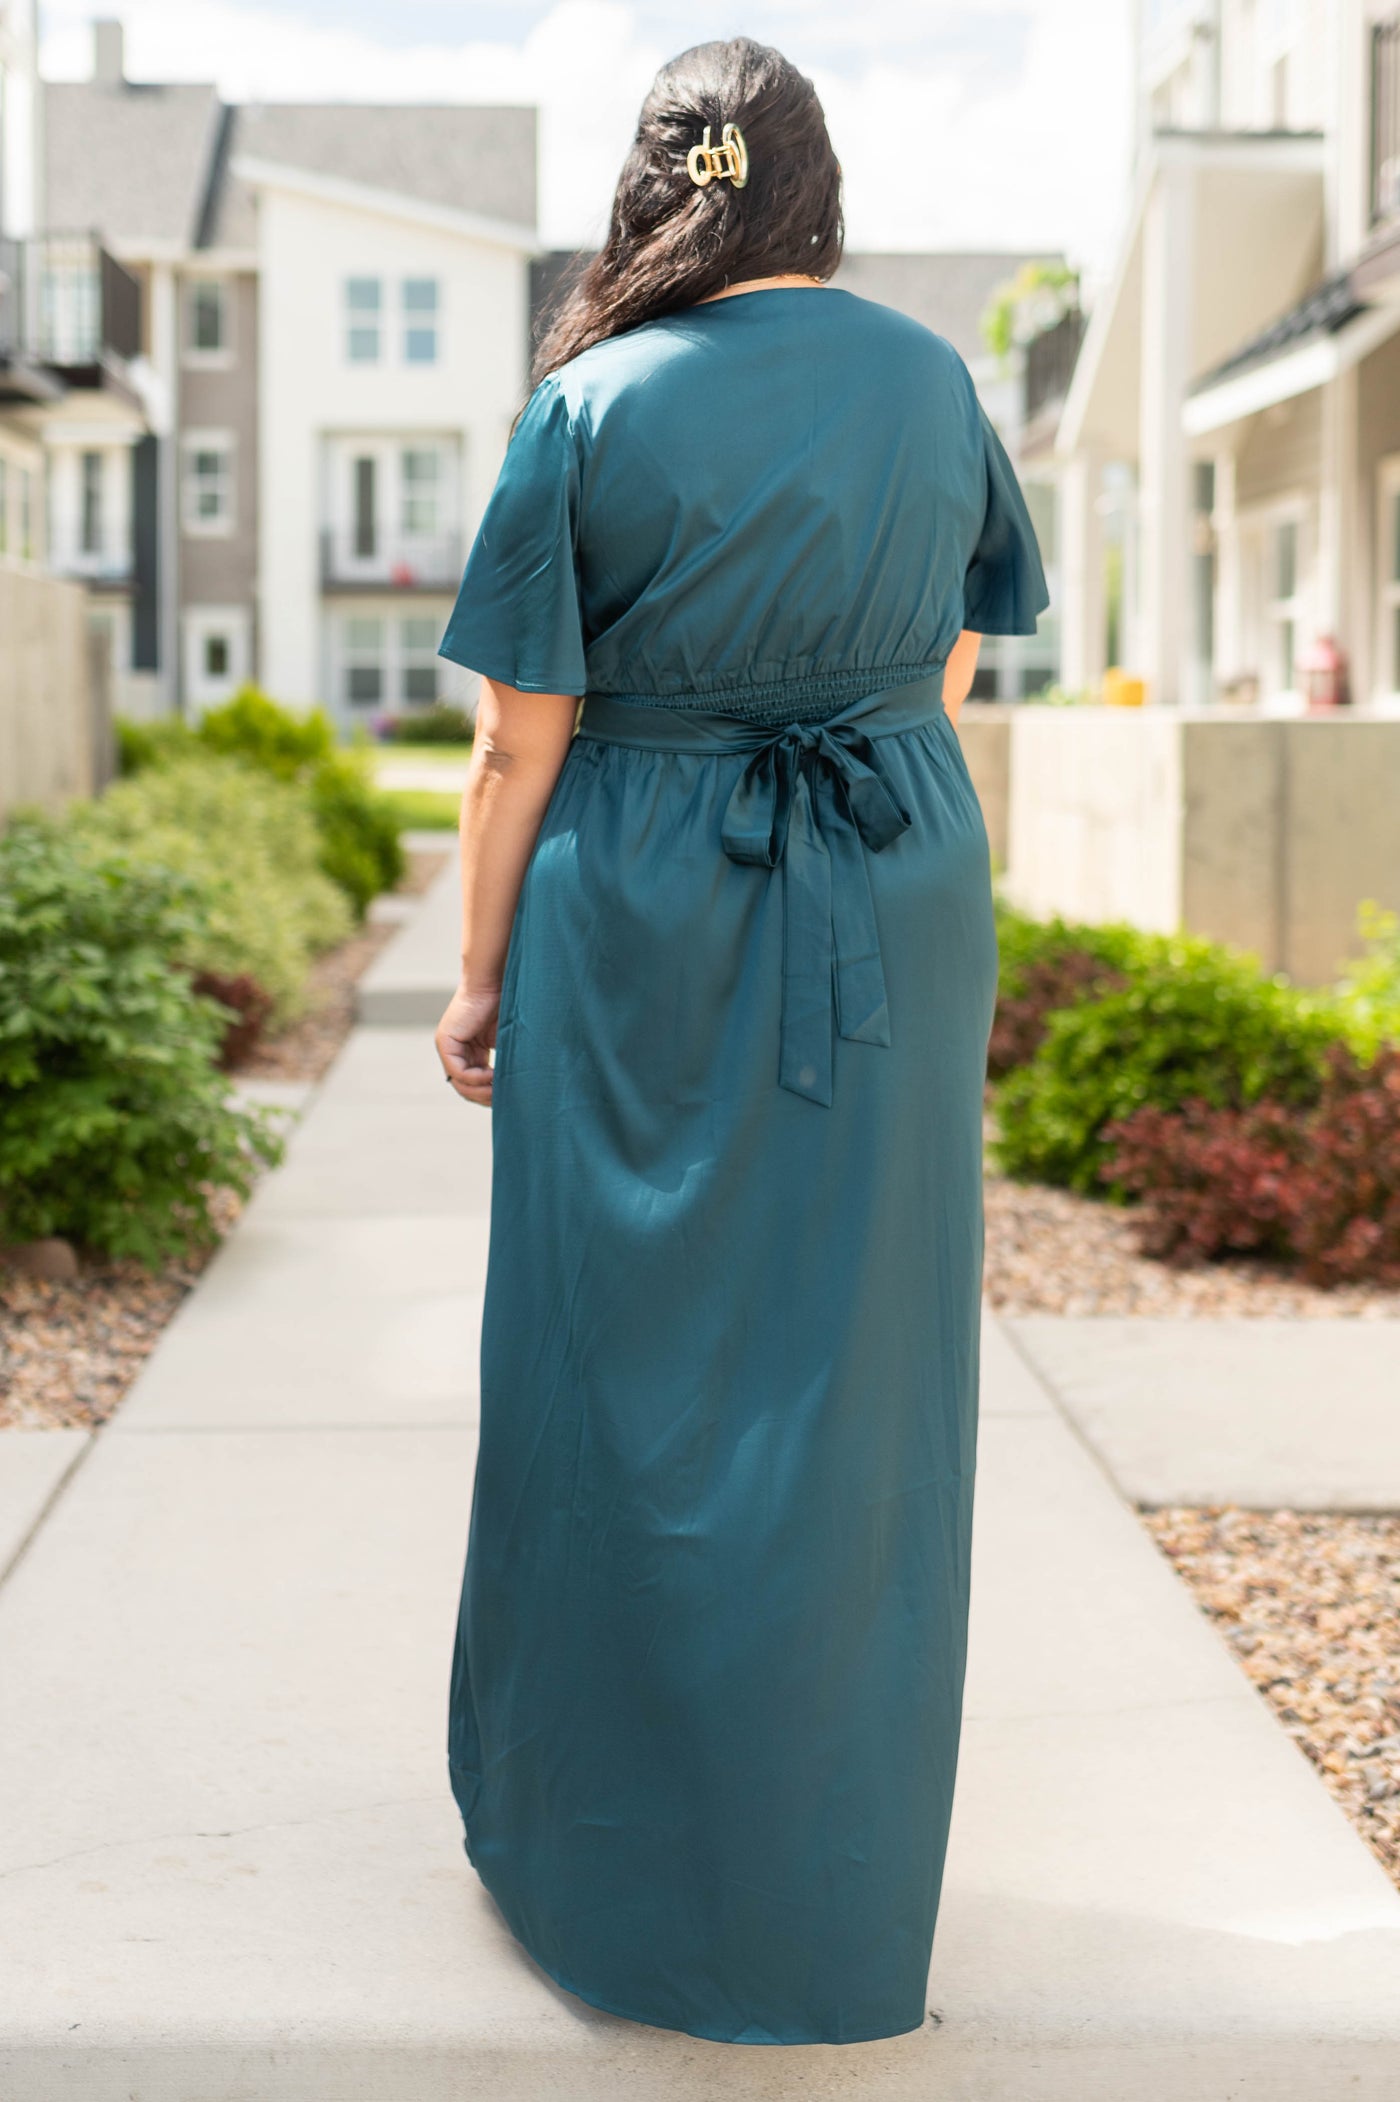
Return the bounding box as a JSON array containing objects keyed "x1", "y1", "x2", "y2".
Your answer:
[
  {"x1": 1142, "y1": 1507, "x2": 1400, "y2": 1889},
  {"x1": 0, "y1": 1188, "x2": 242, "y2": 1431},
  {"x1": 0, "y1": 850, "x2": 450, "y2": 1431},
  {"x1": 984, "y1": 1170, "x2": 1400, "y2": 1319}
]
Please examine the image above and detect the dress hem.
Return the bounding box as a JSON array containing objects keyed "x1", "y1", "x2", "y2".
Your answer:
[{"x1": 455, "y1": 1812, "x2": 929, "y2": 2049}]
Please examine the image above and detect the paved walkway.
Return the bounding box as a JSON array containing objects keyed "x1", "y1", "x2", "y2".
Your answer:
[
  {"x1": 4, "y1": 865, "x2": 1400, "y2": 2098},
  {"x1": 1011, "y1": 1316, "x2": 1400, "y2": 1509}
]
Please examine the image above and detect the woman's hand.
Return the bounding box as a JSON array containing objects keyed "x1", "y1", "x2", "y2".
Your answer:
[{"x1": 437, "y1": 983, "x2": 501, "y2": 1107}]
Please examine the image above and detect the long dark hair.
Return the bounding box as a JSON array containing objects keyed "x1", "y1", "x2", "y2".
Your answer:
[{"x1": 531, "y1": 37, "x2": 843, "y2": 387}]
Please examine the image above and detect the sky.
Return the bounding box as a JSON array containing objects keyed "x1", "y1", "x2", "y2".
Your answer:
[{"x1": 39, "y1": 1, "x2": 1135, "y2": 279}]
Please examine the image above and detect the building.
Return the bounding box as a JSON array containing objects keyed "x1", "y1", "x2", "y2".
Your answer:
[
  {"x1": 39, "y1": 18, "x2": 539, "y2": 727},
  {"x1": 1, "y1": 0, "x2": 59, "y2": 590},
  {"x1": 1, "y1": 0, "x2": 130, "y2": 813},
  {"x1": 1057, "y1": 0, "x2": 1400, "y2": 713},
  {"x1": 533, "y1": 244, "x2": 1067, "y2": 700}
]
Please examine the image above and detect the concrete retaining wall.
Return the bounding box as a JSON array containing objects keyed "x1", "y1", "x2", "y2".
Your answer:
[
  {"x1": 956, "y1": 704, "x2": 1013, "y2": 873},
  {"x1": 0, "y1": 569, "x2": 108, "y2": 822},
  {"x1": 958, "y1": 703, "x2": 1400, "y2": 984}
]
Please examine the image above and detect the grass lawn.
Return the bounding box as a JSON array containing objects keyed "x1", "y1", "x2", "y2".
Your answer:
[
  {"x1": 373, "y1": 741, "x2": 474, "y2": 768},
  {"x1": 381, "y1": 787, "x2": 462, "y2": 831}
]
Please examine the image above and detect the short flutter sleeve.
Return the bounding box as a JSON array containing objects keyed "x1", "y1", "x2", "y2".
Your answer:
[
  {"x1": 961, "y1": 403, "x2": 1051, "y2": 637},
  {"x1": 437, "y1": 376, "x2": 588, "y2": 695}
]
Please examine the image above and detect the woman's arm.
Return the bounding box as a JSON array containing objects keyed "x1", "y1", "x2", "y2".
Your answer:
[
  {"x1": 435, "y1": 677, "x2": 579, "y2": 1107},
  {"x1": 941, "y1": 630, "x2": 982, "y2": 729}
]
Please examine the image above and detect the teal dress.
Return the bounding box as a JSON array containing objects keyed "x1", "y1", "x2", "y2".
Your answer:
[{"x1": 437, "y1": 285, "x2": 1047, "y2": 2046}]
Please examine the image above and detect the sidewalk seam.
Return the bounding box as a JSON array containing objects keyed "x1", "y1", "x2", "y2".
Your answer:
[{"x1": 0, "y1": 1432, "x2": 96, "y2": 1596}]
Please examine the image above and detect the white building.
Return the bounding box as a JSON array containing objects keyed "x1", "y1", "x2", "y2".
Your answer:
[
  {"x1": 1, "y1": 0, "x2": 52, "y2": 584},
  {"x1": 1058, "y1": 0, "x2": 1400, "y2": 713},
  {"x1": 237, "y1": 145, "x2": 535, "y2": 720},
  {"x1": 40, "y1": 19, "x2": 539, "y2": 728}
]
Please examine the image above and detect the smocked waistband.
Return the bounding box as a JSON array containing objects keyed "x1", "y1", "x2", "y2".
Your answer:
[{"x1": 577, "y1": 668, "x2": 947, "y2": 753}]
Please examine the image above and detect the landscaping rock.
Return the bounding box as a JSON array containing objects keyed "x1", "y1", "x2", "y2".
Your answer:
[{"x1": 0, "y1": 1239, "x2": 80, "y2": 1284}]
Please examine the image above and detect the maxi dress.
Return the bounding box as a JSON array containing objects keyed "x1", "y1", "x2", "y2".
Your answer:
[{"x1": 436, "y1": 283, "x2": 1048, "y2": 2047}]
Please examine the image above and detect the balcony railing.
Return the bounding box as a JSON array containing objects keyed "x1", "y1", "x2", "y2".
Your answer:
[
  {"x1": 1373, "y1": 15, "x2": 1400, "y2": 226},
  {"x1": 1024, "y1": 306, "x2": 1086, "y2": 425},
  {"x1": 320, "y1": 528, "x2": 464, "y2": 592},
  {"x1": 0, "y1": 232, "x2": 141, "y2": 372}
]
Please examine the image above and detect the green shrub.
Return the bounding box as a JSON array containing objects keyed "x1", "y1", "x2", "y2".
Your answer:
[
  {"x1": 990, "y1": 904, "x2": 1145, "y2": 1077},
  {"x1": 196, "y1": 684, "x2": 336, "y2": 779},
  {"x1": 993, "y1": 935, "x2": 1352, "y2": 1194},
  {"x1": 1336, "y1": 901, "x2": 1400, "y2": 1053},
  {"x1": 115, "y1": 689, "x2": 406, "y2": 918},
  {"x1": 307, "y1": 750, "x2": 405, "y2": 918},
  {"x1": 115, "y1": 714, "x2": 198, "y2": 776},
  {"x1": 75, "y1": 757, "x2": 352, "y2": 1024},
  {"x1": 0, "y1": 822, "x2": 281, "y2": 1265}
]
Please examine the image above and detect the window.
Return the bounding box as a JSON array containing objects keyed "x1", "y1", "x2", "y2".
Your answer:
[
  {"x1": 1269, "y1": 53, "x2": 1290, "y2": 125},
  {"x1": 343, "y1": 616, "x2": 385, "y2": 706},
  {"x1": 403, "y1": 278, "x2": 439, "y2": 363},
  {"x1": 401, "y1": 615, "x2": 440, "y2": 704},
  {"x1": 1269, "y1": 517, "x2": 1300, "y2": 694},
  {"x1": 1260, "y1": 0, "x2": 1299, "y2": 125},
  {"x1": 182, "y1": 432, "x2": 234, "y2": 533},
  {"x1": 183, "y1": 606, "x2": 249, "y2": 709},
  {"x1": 186, "y1": 279, "x2": 228, "y2": 357},
  {"x1": 346, "y1": 278, "x2": 382, "y2": 363},
  {"x1": 352, "y1": 455, "x2": 378, "y2": 558},
  {"x1": 1377, "y1": 459, "x2": 1400, "y2": 697},
  {"x1": 401, "y1": 447, "x2": 441, "y2": 534},
  {"x1": 81, "y1": 450, "x2": 104, "y2": 556}
]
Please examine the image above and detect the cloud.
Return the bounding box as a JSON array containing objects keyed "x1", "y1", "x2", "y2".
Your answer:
[{"x1": 39, "y1": 0, "x2": 1132, "y2": 270}]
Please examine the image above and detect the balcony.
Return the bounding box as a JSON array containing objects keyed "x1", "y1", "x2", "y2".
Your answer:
[
  {"x1": 1373, "y1": 15, "x2": 1400, "y2": 227},
  {"x1": 0, "y1": 232, "x2": 141, "y2": 386},
  {"x1": 52, "y1": 549, "x2": 136, "y2": 592},
  {"x1": 320, "y1": 528, "x2": 463, "y2": 593}
]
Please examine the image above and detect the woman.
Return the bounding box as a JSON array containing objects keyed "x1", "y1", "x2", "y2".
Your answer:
[{"x1": 434, "y1": 36, "x2": 1046, "y2": 2048}]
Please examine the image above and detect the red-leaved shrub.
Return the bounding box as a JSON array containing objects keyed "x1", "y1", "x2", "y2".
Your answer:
[
  {"x1": 1103, "y1": 1044, "x2": 1400, "y2": 1287},
  {"x1": 988, "y1": 950, "x2": 1130, "y2": 1079},
  {"x1": 191, "y1": 969, "x2": 275, "y2": 1070}
]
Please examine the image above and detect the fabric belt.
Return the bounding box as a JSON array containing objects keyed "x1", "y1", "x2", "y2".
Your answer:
[{"x1": 575, "y1": 670, "x2": 947, "y2": 1107}]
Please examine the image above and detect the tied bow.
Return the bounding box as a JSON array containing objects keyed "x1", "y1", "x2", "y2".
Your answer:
[{"x1": 720, "y1": 721, "x2": 913, "y2": 1106}]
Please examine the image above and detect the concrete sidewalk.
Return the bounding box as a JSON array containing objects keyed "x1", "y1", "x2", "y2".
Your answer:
[
  {"x1": 356, "y1": 845, "x2": 461, "y2": 1026},
  {"x1": 1011, "y1": 1315, "x2": 1400, "y2": 1509},
  {"x1": 4, "y1": 896, "x2": 1400, "y2": 2096}
]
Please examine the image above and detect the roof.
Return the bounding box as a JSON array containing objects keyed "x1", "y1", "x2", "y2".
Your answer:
[
  {"x1": 529, "y1": 247, "x2": 1061, "y2": 366},
  {"x1": 43, "y1": 77, "x2": 537, "y2": 254},
  {"x1": 1189, "y1": 269, "x2": 1368, "y2": 394},
  {"x1": 830, "y1": 250, "x2": 1064, "y2": 365},
  {"x1": 209, "y1": 103, "x2": 537, "y2": 250},
  {"x1": 44, "y1": 79, "x2": 223, "y2": 248}
]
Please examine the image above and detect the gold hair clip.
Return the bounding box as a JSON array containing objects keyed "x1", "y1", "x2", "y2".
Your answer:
[{"x1": 687, "y1": 123, "x2": 748, "y2": 189}]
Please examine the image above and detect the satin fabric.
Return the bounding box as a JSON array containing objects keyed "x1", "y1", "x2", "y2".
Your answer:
[
  {"x1": 438, "y1": 284, "x2": 1048, "y2": 2045},
  {"x1": 448, "y1": 675, "x2": 999, "y2": 2043},
  {"x1": 437, "y1": 285, "x2": 1048, "y2": 717}
]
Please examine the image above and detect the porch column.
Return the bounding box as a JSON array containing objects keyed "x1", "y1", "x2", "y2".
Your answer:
[
  {"x1": 1058, "y1": 446, "x2": 1107, "y2": 695},
  {"x1": 1138, "y1": 158, "x2": 1195, "y2": 706},
  {"x1": 1316, "y1": 365, "x2": 1362, "y2": 694}
]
